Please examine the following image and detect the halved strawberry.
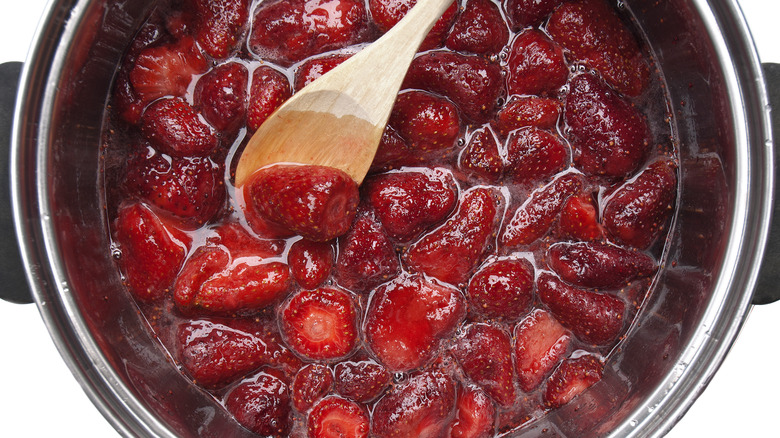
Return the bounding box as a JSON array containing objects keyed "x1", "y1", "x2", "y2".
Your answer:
[
  {"x1": 544, "y1": 354, "x2": 604, "y2": 409},
  {"x1": 280, "y1": 287, "x2": 359, "y2": 361},
  {"x1": 194, "y1": 61, "x2": 249, "y2": 133},
  {"x1": 547, "y1": 241, "x2": 656, "y2": 289},
  {"x1": 458, "y1": 127, "x2": 504, "y2": 182},
  {"x1": 467, "y1": 258, "x2": 535, "y2": 320},
  {"x1": 129, "y1": 36, "x2": 209, "y2": 106},
  {"x1": 555, "y1": 193, "x2": 604, "y2": 241},
  {"x1": 505, "y1": 29, "x2": 569, "y2": 97},
  {"x1": 191, "y1": 0, "x2": 250, "y2": 59},
  {"x1": 140, "y1": 97, "x2": 219, "y2": 157},
  {"x1": 389, "y1": 90, "x2": 461, "y2": 152},
  {"x1": 405, "y1": 186, "x2": 503, "y2": 286},
  {"x1": 494, "y1": 96, "x2": 561, "y2": 138},
  {"x1": 453, "y1": 323, "x2": 517, "y2": 407},
  {"x1": 504, "y1": 127, "x2": 569, "y2": 185},
  {"x1": 372, "y1": 370, "x2": 456, "y2": 438},
  {"x1": 292, "y1": 363, "x2": 334, "y2": 412},
  {"x1": 333, "y1": 360, "x2": 392, "y2": 403},
  {"x1": 364, "y1": 274, "x2": 466, "y2": 372},
  {"x1": 513, "y1": 309, "x2": 571, "y2": 392},
  {"x1": 307, "y1": 396, "x2": 370, "y2": 438},
  {"x1": 294, "y1": 54, "x2": 352, "y2": 91},
  {"x1": 505, "y1": 0, "x2": 565, "y2": 30},
  {"x1": 537, "y1": 272, "x2": 626, "y2": 345},
  {"x1": 369, "y1": 0, "x2": 458, "y2": 51},
  {"x1": 288, "y1": 239, "x2": 334, "y2": 290},
  {"x1": 603, "y1": 158, "x2": 678, "y2": 249},
  {"x1": 445, "y1": 0, "x2": 509, "y2": 55},
  {"x1": 247, "y1": 65, "x2": 291, "y2": 132},
  {"x1": 243, "y1": 164, "x2": 360, "y2": 242},
  {"x1": 224, "y1": 368, "x2": 293, "y2": 436},
  {"x1": 450, "y1": 386, "x2": 496, "y2": 438}
]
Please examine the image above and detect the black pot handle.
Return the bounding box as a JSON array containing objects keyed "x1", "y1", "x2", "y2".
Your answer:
[{"x1": 0, "y1": 61, "x2": 33, "y2": 304}]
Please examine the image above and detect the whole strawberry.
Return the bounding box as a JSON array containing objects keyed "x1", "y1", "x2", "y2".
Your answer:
[
  {"x1": 453, "y1": 323, "x2": 517, "y2": 407},
  {"x1": 467, "y1": 258, "x2": 535, "y2": 320},
  {"x1": 194, "y1": 62, "x2": 248, "y2": 133},
  {"x1": 544, "y1": 354, "x2": 604, "y2": 408},
  {"x1": 445, "y1": 0, "x2": 509, "y2": 55},
  {"x1": 247, "y1": 66, "x2": 291, "y2": 132},
  {"x1": 224, "y1": 368, "x2": 293, "y2": 436},
  {"x1": 547, "y1": 241, "x2": 656, "y2": 289},
  {"x1": 191, "y1": 0, "x2": 250, "y2": 59},
  {"x1": 140, "y1": 97, "x2": 219, "y2": 157},
  {"x1": 505, "y1": 29, "x2": 569, "y2": 97}
]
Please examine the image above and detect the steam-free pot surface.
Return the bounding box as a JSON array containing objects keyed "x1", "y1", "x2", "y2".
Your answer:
[{"x1": 1, "y1": 0, "x2": 778, "y2": 436}]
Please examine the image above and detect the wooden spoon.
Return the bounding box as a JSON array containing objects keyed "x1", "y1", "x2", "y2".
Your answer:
[{"x1": 234, "y1": 0, "x2": 455, "y2": 187}]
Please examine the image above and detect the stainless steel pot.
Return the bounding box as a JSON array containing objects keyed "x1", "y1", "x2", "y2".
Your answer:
[{"x1": 2, "y1": 0, "x2": 778, "y2": 436}]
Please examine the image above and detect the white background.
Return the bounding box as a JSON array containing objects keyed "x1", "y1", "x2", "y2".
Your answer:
[{"x1": 0, "y1": 0, "x2": 778, "y2": 436}]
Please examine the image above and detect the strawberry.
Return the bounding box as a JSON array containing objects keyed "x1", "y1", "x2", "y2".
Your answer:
[
  {"x1": 564, "y1": 73, "x2": 651, "y2": 179},
  {"x1": 288, "y1": 239, "x2": 334, "y2": 289},
  {"x1": 364, "y1": 167, "x2": 458, "y2": 242},
  {"x1": 207, "y1": 221, "x2": 286, "y2": 258},
  {"x1": 177, "y1": 318, "x2": 301, "y2": 389},
  {"x1": 307, "y1": 396, "x2": 370, "y2": 438},
  {"x1": 224, "y1": 368, "x2": 293, "y2": 437},
  {"x1": 504, "y1": 127, "x2": 569, "y2": 184},
  {"x1": 500, "y1": 173, "x2": 582, "y2": 248},
  {"x1": 547, "y1": 0, "x2": 649, "y2": 96},
  {"x1": 333, "y1": 360, "x2": 392, "y2": 403},
  {"x1": 603, "y1": 159, "x2": 678, "y2": 249},
  {"x1": 513, "y1": 309, "x2": 571, "y2": 392},
  {"x1": 243, "y1": 164, "x2": 360, "y2": 242},
  {"x1": 173, "y1": 246, "x2": 292, "y2": 315},
  {"x1": 280, "y1": 287, "x2": 359, "y2": 361},
  {"x1": 140, "y1": 97, "x2": 219, "y2": 157},
  {"x1": 467, "y1": 258, "x2": 535, "y2": 320},
  {"x1": 505, "y1": 29, "x2": 569, "y2": 97},
  {"x1": 445, "y1": 0, "x2": 509, "y2": 55},
  {"x1": 369, "y1": 0, "x2": 458, "y2": 51},
  {"x1": 193, "y1": 62, "x2": 249, "y2": 133},
  {"x1": 544, "y1": 354, "x2": 604, "y2": 409},
  {"x1": 113, "y1": 202, "x2": 189, "y2": 302},
  {"x1": 494, "y1": 96, "x2": 561, "y2": 138},
  {"x1": 249, "y1": 0, "x2": 370, "y2": 66},
  {"x1": 372, "y1": 370, "x2": 456, "y2": 438},
  {"x1": 369, "y1": 125, "x2": 422, "y2": 173},
  {"x1": 547, "y1": 241, "x2": 656, "y2": 289},
  {"x1": 292, "y1": 363, "x2": 334, "y2": 412},
  {"x1": 555, "y1": 193, "x2": 604, "y2": 241},
  {"x1": 129, "y1": 36, "x2": 209, "y2": 106},
  {"x1": 294, "y1": 54, "x2": 351, "y2": 91},
  {"x1": 404, "y1": 187, "x2": 503, "y2": 286},
  {"x1": 247, "y1": 65, "x2": 292, "y2": 132},
  {"x1": 536, "y1": 272, "x2": 626, "y2": 345},
  {"x1": 504, "y1": 0, "x2": 564, "y2": 30},
  {"x1": 389, "y1": 90, "x2": 461, "y2": 152},
  {"x1": 450, "y1": 386, "x2": 496, "y2": 438},
  {"x1": 458, "y1": 127, "x2": 504, "y2": 182},
  {"x1": 334, "y1": 209, "x2": 401, "y2": 292},
  {"x1": 124, "y1": 147, "x2": 225, "y2": 225},
  {"x1": 403, "y1": 51, "x2": 504, "y2": 123},
  {"x1": 364, "y1": 274, "x2": 466, "y2": 371},
  {"x1": 452, "y1": 323, "x2": 517, "y2": 407},
  {"x1": 191, "y1": 0, "x2": 250, "y2": 59}
]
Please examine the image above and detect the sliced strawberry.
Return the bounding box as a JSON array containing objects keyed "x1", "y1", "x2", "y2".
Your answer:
[
  {"x1": 603, "y1": 159, "x2": 678, "y2": 249},
  {"x1": 504, "y1": 127, "x2": 569, "y2": 184},
  {"x1": 288, "y1": 239, "x2": 334, "y2": 289},
  {"x1": 555, "y1": 193, "x2": 604, "y2": 241},
  {"x1": 505, "y1": 29, "x2": 569, "y2": 97},
  {"x1": 405, "y1": 187, "x2": 503, "y2": 286},
  {"x1": 505, "y1": 0, "x2": 565, "y2": 30},
  {"x1": 372, "y1": 370, "x2": 456, "y2": 438},
  {"x1": 140, "y1": 97, "x2": 219, "y2": 157},
  {"x1": 333, "y1": 360, "x2": 392, "y2": 403},
  {"x1": 247, "y1": 65, "x2": 292, "y2": 132},
  {"x1": 536, "y1": 272, "x2": 626, "y2": 345},
  {"x1": 191, "y1": 0, "x2": 250, "y2": 59},
  {"x1": 364, "y1": 274, "x2": 466, "y2": 371},
  {"x1": 513, "y1": 309, "x2": 571, "y2": 392},
  {"x1": 364, "y1": 167, "x2": 458, "y2": 242},
  {"x1": 334, "y1": 208, "x2": 401, "y2": 293},
  {"x1": 280, "y1": 287, "x2": 359, "y2": 361},
  {"x1": 500, "y1": 173, "x2": 582, "y2": 248},
  {"x1": 294, "y1": 54, "x2": 352, "y2": 91},
  {"x1": 124, "y1": 147, "x2": 225, "y2": 225},
  {"x1": 547, "y1": 241, "x2": 656, "y2": 289},
  {"x1": 129, "y1": 36, "x2": 209, "y2": 105},
  {"x1": 224, "y1": 368, "x2": 292, "y2": 436},
  {"x1": 467, "y1": 258, "x2": 534, "y2": 320},
  {"x1": 403, "y1": 51, "x2": 504, "y2": 123},
  {"x1": 249, "y1": 0, "x2": 370, "y2": 66},
  {"x1": 458, "y1": 127, "x2": 504, "y2": 182},
  {"x1": 544, "y1": 354, "x2": 604, "y2": 409},
  {"x1": 450, "y1": 386, "x2": 496, "y2": 438},
  {"x1": 547, "y1": 0, "x2": 649, "y2": 96},
  {"x1": 494, "y1": 96, "x2": 561, "y2": 138},
  {"x1": 445, "y1": 0, "x2": 509, "y2": 55},
  {"x1": 292, "y1": 363, "x2": 334, "y2": 412},
  {"x1": 389, "y1": 90, "x2": 461, "y2": 152},
  {"x1": 453, "y1": 323, "x2": 517, "y2": 407},
  {"x1": 114, "y1": 202, "x2": 190, "y2": 302},
  {"x1": 243, "y1": 164, "x2": 360, "y2": 242},
  {"x1": 194, "y1": 62, "x2": 249, "y2": 133},
  {"x1": 369, "y1": 0, "x2": 458, "y2": 51},
  {"x1": 307, "y1": 396, "x2": 370, "y2": 438},
  {"x1": 178, "y1": 318, "x2": 301, "y2": 389},
  {"x1": 564, "y1": 73, "x2": 651, "y2": 179}
]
